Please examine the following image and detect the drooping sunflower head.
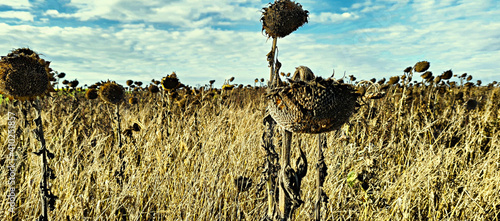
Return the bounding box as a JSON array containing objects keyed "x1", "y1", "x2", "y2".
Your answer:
[
  {"x1": 99, "y1": 80, "x2": 125, "y2": 104},
  {"x1": 148, "y1": 84, "x2": 160, "y2": 93},
  {"x1": 0, "y1": 48, "x2": 54, "y2": 101},
  {"x1": 161, "y1": 72, "x2": 180, "y2": 91},
  {"x1": 85, "y1": 88, "x2": 99, "y2": 100},
  {"x1": 414, "y1": 61, "x2": 430, "y2": 73},
  {"x1": 261, "y1": 0, "x2": 309, "y2": 38}
]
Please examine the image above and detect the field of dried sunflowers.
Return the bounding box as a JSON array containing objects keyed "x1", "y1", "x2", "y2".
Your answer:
[{"x1": 1, "y1": 63, "x2": 499, "y2": 220}]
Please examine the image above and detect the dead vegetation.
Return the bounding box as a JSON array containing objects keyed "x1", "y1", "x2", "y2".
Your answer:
[{"x1": 0, "y1": 70, "x2": 498, "y2": 220}]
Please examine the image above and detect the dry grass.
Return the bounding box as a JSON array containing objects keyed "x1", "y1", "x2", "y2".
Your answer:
[{"x1": 1, "y1": 81, "x2": 499, "y2": 220}]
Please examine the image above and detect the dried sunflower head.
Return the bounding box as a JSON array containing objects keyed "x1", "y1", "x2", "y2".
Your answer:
[
  {"x1": 85, "y1": 88, "x2": 98, "y2": 100},
  {"x1": 149, "y1": 84, "x2": 160, "y2": 93},
  {"x1": 0, "y1": 48, "x2": 54, "y2": 101},
  {"x1": 126, "y1": 80, "x2": 134, "y2": 86},
  {"x1": 421, "y1": 71, "x2": 433, "y2": 80},
  {"x1": 222, "y1": 84, "x2": 234, "y2": 91},
  {"x1": 388, "y1": 76, "x2": 400, "y2": 85},
  {"x1": 441, "y1": 70, "x2": 452, "y2": 80},
  {"x1": 261, "y1": 0, "x2": 309, "y2": 38},
  {"x1": 99, "y1": 80, "x2": 125, "y2": 104},
  {"x1": 414, "y1": 61, "x2": 430, "y2": 72},
  {"x1": 161, "y1": 72, "x2": 180, "y2": 91}
]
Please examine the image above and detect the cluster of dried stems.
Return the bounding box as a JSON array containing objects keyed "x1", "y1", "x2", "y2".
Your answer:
[{"x1": 0, "y1": 73, "x2": 498, "y2": 220}]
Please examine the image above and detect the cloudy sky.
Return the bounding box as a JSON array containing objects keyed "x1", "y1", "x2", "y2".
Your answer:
[{"x1": 0, "y1": 0, "x2": 499, "y2": 87}]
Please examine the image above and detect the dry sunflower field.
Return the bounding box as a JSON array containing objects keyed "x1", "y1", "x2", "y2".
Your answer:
[
  {"x1": 1, "y1": 64, "x2": 499, "y2": 220},
  {"x1": 1, "y1": 0, "x2": 500, "y2": 220}
]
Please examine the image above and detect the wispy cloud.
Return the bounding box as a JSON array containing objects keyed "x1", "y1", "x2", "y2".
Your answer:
[
  {"x1": 0, "y1": 10, "x2": 34, "y2": 21},
  {"x1": 43, "y1": 0, "x2": 261, "y2": 28},
  {"x1": 1, "y1": 0, "x2": 499, "y2": 86},
  {"x1": 310, "y1": 12, "x2": 360, "y2": 24},
  {"x1": 0, "y1": 0, "x2": 32, "y2": 10}
]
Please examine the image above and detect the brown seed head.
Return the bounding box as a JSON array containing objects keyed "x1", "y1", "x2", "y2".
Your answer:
[
  {"x1": 85, "y1": 88, "x2": 98, "y2": 100},
  {"x1": 377, "y1": 78, "x2": 386, "y2": 85},
  {"x1": 414, "y1": 61, "x2": 430, "y2": 72},
  {"x1": 99, "y1": 81, "x2": 125, "y2": 104},
  {"x1": 421, "y1": 71, "x2": 432, "y2": 80},
  {"x1": 434, "y1": 76, "x2": 442, "y2": 84},
  {"x1": 126, "y1": 80, "x2": 134, "y2": 86},
  {"x1": 388, "y1": 76, "x2": 400, "y2": 85},
  {"x1": 261, "y1": 0, "x2": 309, "y2": 38},
  {"x1": 149, "y1": 84, "x2": 160, "y2": 93},
  {"x1": 404, "y1": 66, "x2": 413, "y2": 73},
  {"x1": 441, "y1": 70, "x2": 452, "y2": 80},
  {"x1": 464, "y1": 82, "x2": 474, "y2": 88},
  {"x1": 0, "y1": 48, "x2": 54, "y2": 101},
  {"x1": 68, "y1": 79, "x2": 79, "y2": 88},
  {"x1": 161, "y1": 73, "x2": 180, "y2": 91}
]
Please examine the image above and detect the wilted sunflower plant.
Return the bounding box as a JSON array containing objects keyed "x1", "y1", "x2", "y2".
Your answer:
[
  {"x1": 259, "y1": 1, "x2": 311, "y2": 220},
  {"x1": 0, "y1": 48, "x2": 58, "y2": 221}
]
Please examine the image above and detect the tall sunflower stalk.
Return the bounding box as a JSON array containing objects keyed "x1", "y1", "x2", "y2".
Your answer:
[
  {"x1": 260, "y1": 1, "x2": 309, "y2": 220},
  {"x1": 0, "y1": 48, "x2": 58, "y2": 221},
  {"x1": 98, "y1": 81, "x2": 126, "y2": 184},
  {"x1": 160, "y1": 72, "x2": 180, "y2": 139}
]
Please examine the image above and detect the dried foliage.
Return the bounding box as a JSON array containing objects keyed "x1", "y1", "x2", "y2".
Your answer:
[{"x1": 0, "y1": 67, "x2": 499, "y2": 220}]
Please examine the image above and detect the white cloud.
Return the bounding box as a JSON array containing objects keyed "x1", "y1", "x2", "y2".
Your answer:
[
  {"x1": 410, "y1": 0, "x2": 496, "y2": 23},
  {"x1": 43, "y1": 0, "x2": 261, "y2": 28},
  {"x1": 311, "y1": 12, "x2": 360, "y2": 24},
  {"x1": 1, "y1": 0, "x2": 499, "y2": 86},
  {"x1": 0, "y1": 11, "x2": 34, "y2": 21},
  {"x1": 0, "y1": 0, "x2": 32, "y2": 9},
  {"x1": 361, "y1": 5, "x2": 385, "y2": 13},
  {"x1": 43, "y1": 9, "x2": 74, "y2": 19},
  {"x1": 0, "y1": 23, "x2": 273, "y2": 86}
]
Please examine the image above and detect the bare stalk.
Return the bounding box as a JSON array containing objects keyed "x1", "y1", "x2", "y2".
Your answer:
[
  {"x1": 315, "y1": 133, "x2": 328, "y2": 221},
  {"x1": 115, "y1": 104, "x2": 122, "y2": 149},
  {"x1": 268, "y1": 37, "x2": 278, "y2": 88},
  {"x1": 279, "y1": 130, "x2": 292, "y2": 220},
  {"x1": 32, "y1": 99, "x2": 57, "y2": 221}
]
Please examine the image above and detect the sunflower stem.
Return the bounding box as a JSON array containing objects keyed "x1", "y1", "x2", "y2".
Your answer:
[
  {"x1": 33, "y1": 100, "x2": 49, "y2": 221},
  {"x1": 115, "y1": 104, "x2": 122, "y2": 149},
  {"x1": 279, "y1": 129, "x2": 292, "y2": 220},
  {"x1": 268, "y1": 37, "x2": 278, "y2": 88},
  {"x1": 315, "y1": 133, "x2": 327, "y2": 221}
]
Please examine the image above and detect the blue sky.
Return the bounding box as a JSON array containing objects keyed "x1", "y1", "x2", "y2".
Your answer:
[{"x1": 1, "y1": 0, "x2": 499, "y2": 87}]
